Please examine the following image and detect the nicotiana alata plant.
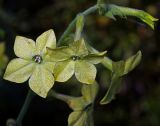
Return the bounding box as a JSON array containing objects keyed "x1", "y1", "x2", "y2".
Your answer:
[{"x1": 3, "y1": 0, "x2": 158, "y2": 126}]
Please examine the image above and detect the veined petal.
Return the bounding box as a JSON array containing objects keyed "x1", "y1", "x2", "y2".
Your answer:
[
  {"x1": 29, "y1": 65, "x2": 55, "y2": 98},
  {"x1": 14, "y1": 36, "x2": 36, "y2": 59},
  {"x1": 83, "y1": 51, "x2": 107, "y2": 64},
  {"x1": 54, "y1": 60, "x2": 75, "y2": 82},
  {"x1": 3, "y1": 58, "x2": 35, "y2": 83},
  {"x1": 69, "y1": 38, "x2": 88, "y2": 56},
  {"x1": 75, "y1": 61, "x2": 96, "y2": 84},
  {"x1": 47, "y1": 46, "x2": 73, "y2": 62},
  {"x1": 42, "y1": 62, "x2": 55, "y2": 73},
  {"x1": 36, "y1": 29, "x2": 56, "y2": 54}
]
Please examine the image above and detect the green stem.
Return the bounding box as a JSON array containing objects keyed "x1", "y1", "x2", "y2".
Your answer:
[
  {"x1": 58, "y1": 5, "x2": 98, "y2": 46},
  {"x1": 49, "y1": 90, "x2": 74, "y2": 103},
  {"x1": 16, "y1": 90, "x2": 35, "y2": 126}
]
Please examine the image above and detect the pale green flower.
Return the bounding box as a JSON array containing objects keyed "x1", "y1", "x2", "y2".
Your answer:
[
  {"x1": 4, "y1": 29, "x2": 56, "y2": 98},
  {"x1": 48, "y1": 38, "x2": 106, "y2": 84}
]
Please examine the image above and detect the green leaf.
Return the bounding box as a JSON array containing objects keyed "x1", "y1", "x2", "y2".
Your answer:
[
  {"x1": 105, "y1": 4, "x2": 158, "y2": 29},
  {"x1": 3, "y1": 58, "x2": 35, "y2": 83},
  {"x1": 14, "y1": 36, "x2": 36, "y2": 59},
  {"x1": 54, "y1": 60, "x2": 75, "y2": 82},
  {"x1": 83, "y1": 51, "x2": 107, "y2": 64},
  {"x1": 100, "y1": 51, "x2": 142, "y2": 104},
  {"x1": 75, "y1": 61, "x2": 97, "y2": 84},
  {"x1": 47, "y1": 46, "x2": 73, "y2": 62},
  {"x1": 75, "y1": 14, "x2": 85, "y2": 41},
  {"x1": 69, "y1": 39, "x2": 88, "y2": 56},
  {"x1": 36, "y1": 29, "x2": 56, "y2": 54},
  {"x1": 29, "y1": 65, "x2": 55, "y2": 98}
]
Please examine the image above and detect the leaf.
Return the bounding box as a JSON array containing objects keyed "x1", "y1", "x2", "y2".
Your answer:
[
  {"x1": 36, "y1": 29, "x2": 56, "y2": 54},
  {"x1": 29, "y1": 65, "x2": 55, "y2": 98},
  {"x1": 75, "y1": 61, "x2": 97, "y2": 84},
  {"x1": 83, "y1": 51, "x2": 107, "y2": 64},
  {"x1": 105, "y1": 4, "x2": 158, "y2": 29},
  {"x1": 100, "y1": 51, "x2": 142, "y2": 104},
  {"x1": 3, "y1": 58, "x2": 35, "y2": 83},
  {"x1": 54, "y1": 60, "x2": 75, "y2": 82},
  {"x1": 14, "y1": 36, "x2": 36, "y2": 59}
]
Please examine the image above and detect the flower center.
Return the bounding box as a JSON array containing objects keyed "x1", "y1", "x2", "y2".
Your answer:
[
  {"x1": 71, "y1": 55, "x2": 81, "y2": 61},
  {"x1": 33, "y1": 55, "x2": 43, "y2": 64}
]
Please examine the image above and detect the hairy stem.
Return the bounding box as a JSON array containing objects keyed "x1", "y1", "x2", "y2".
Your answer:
[
  {"x1": 16, "y1": 90, "x2": 35, "y2": 126},
  {"x1": 58, "y1": 5, "x2": 98, "y2": 46}
]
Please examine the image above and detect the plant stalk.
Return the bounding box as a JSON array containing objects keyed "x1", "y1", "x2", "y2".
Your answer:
[
  {"x1": 16, "y1": 89, "x2": 35, "y2": 126},
  {"x1": 58, "y1": 5, "x2": 98, "y2": 46}
]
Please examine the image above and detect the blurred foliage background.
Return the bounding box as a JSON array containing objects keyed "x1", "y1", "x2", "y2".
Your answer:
[{"x1": 0, "y1": 0, "x2": 159, "y2": 126}]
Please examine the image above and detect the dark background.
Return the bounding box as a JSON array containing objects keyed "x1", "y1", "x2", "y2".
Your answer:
[{"x1": 0, "y1": 0, "x2": 160, "y2": 126}]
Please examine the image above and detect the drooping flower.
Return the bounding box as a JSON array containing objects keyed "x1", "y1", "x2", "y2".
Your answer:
[
  {"x1": 48, "y1": 38, "x2": 106, "y2": 84},
  {"x1": 4, "y1": 29, "x2": 56, "y2": 98}
]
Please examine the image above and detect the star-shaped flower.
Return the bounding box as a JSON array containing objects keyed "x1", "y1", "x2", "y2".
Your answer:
[
  {"x1": 4, "y1": 29, "x2": 56, "y2": 98},
  {"x1": 48, "y1": 38, "x2": 106, "y2": 84}
]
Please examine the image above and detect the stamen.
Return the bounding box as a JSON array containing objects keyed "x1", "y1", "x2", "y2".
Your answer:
[
  {"x1": 33, "y1": 55, "x2": 43, "y2": 64},
  {"x1": 71, "y1": 56, "x2": 81, "y2": 61}
]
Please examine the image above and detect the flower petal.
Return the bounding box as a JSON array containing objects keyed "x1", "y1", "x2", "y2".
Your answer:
[
  {"x1": 47, "y1": 46, "x2": 73, "y2": 62},
  {"x1": 69, "y1": 38, "x2": 88, "y2": 56},
  {"x1": 54, "y1": 60, "x2": 75, "y2": 82},
  {"x1": 36, "y1": 29, "x2": 56, "y2": 54},
  {"x1": 75, "y1": 61, "x2": 96, "y2": 84},
  {"x1": 42, "y1": 62, "x2": 55, "y2": 73},
  {"x1": 29, "y1": 65, "x2": 54, "y2": 98},
  {"x1": 14, "y1": 36, "x2": 36, "y2": 59},
  {"x1": 83, "y1": 51, "x2": 107, "y2": 64},
  {"x1": 3, "y1": 58, "x2": 35, "y2": 83}
]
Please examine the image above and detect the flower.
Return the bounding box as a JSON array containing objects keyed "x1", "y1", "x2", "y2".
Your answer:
[
  {"x1": 48, "y1": 38, "x2": 106, "y2": 84},
  {"x1": 4, "y1": 29, "x2": 56, "y2": 98}
]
